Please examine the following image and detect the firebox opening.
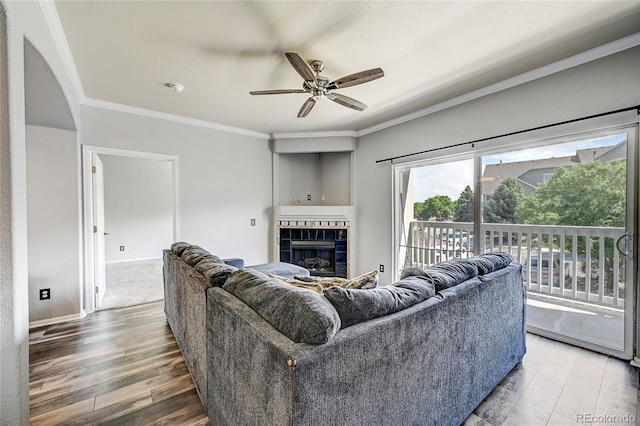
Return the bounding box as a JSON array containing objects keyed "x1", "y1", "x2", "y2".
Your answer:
[
  {"x1": 292, "y1": 241, "x2": 336, "y2": 276},
  {"x1": 279, "y1": 227, "x2": 348, "y2": 278}
]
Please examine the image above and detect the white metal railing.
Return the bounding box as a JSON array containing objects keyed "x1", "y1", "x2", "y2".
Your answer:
[{"x1": 401, "y1": 221, "x2": 626, "y2": 308}]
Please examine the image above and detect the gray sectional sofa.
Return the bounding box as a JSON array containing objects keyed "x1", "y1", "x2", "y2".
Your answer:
[{"x1": 163, "y1": 242, "x2": 527, "y2": 426}]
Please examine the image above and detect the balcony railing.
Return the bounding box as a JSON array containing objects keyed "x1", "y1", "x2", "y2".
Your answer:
[{"x1": 401, "y1": 221, "x2": 626, "y2": 308}]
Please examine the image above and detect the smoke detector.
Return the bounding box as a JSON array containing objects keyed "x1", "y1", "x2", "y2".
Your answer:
[{"x1": 167, "y1": 83, "x2": 184, "y2": 93}]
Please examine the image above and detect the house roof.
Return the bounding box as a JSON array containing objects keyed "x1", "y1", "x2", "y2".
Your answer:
[
  {"x1": 481, "y1": 142, "x2": 626, "y2": 195},
  {"x1": 482, "y1": 156, "x2": 576, "y2": 195}
]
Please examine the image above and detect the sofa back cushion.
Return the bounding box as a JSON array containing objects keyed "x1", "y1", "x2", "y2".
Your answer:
[
  {"x1": 195, "y1": 258, "x2": 238, "y2": 287},
  {"x1": 223, "y1": 269, "x2": 341, "y2": 345},
  {"x1": 400, "y1": 253, "x2": 514, "y2": 291},
  {"x1": 181, "y1": 245, "x2": 222, "y2": 267},
  {"x1": 461, "y1": 252, "x2": 512, "y2": 275},
  {"x1": 401, "y1": 260, "x2": 478, "y2": 291},
  {"x1": 170, "y1": 241, "x2": 192, "y2": 256},
  {"x1": 323, "y1": 276, "x2": 436, "y2": 328}
]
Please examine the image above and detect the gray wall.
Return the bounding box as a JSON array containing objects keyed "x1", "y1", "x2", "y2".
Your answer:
[
  {"x1": 1, "y1": 1, "x2": 81, "y2": 423},
  {"x1": 355, "y1": 47, "x2": 640, "y2": 285},
  {"x1": 82, "y1": 106, "x2": 273, "y2": 264},
  {"x1": 100, "y1": 154, "x2": 173, "y2": 262},
  {"x1": 26, "y1": 125, "x2": 81, "y2": 322},
  {"x1": 278, "y1": 151, "x2": 352, "y2": 205}
]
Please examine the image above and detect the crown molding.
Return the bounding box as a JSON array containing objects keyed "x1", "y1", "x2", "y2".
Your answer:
[
  {"x1": 83, "y1": 98, "x2": 271, "y2": 140},
  {"x1": 39, "y1": 0, "x2": 86, "y2": 102},
  {"x1": 357, "y1": 32, "x2": 640, "y2": 137},
  {"x1": 271, "y1": 130, "x2": 358, "y2": 140},
  {"x1": 39, "y1": 0, "x2": 639, "y2": 142}
]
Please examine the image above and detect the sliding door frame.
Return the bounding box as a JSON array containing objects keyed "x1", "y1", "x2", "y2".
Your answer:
[{"x1": 391, "y1": 111, "x2": 639, "y2": 360}]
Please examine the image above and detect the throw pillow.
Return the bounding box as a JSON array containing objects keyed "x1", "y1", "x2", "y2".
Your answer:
[
  {"x1": 267, "y1": 274, "x2": 324, "y2": 293},
  {"x1": 323, "y1": 275, "x2": 436, "y2": 328},
  {"x1": 223, "y1": 269, "x2": 341, "y2": 345},
  {"x1": 195, "y1": 258, "x2": 238, "y2": 287},
  {"x1": 292, "y1": 270, "x2": 379, "y2": 290}
]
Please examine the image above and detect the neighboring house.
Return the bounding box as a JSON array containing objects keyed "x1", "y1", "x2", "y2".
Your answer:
[{"x1": 481, "y1": 142, "x2": 626, "y2": 201}]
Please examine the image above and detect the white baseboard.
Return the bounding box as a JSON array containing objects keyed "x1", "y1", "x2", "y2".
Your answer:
[
  {"x1": 105, "y1": 257, "x2": 162, "y2": 265},
  {"x1": 29, "y1": 311, "x2": 86, "y2": 330}
]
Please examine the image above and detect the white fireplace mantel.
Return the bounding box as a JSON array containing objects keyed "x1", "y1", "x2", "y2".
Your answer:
[
  {"x1": 274, "y1": 205, "x2": 356, "y2": 222},
  {"x1": 274, "y1": 205, "x2": 356, "y2": 278}
]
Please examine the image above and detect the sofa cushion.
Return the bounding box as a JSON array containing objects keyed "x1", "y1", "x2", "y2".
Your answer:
[
  {"x1": 170, "y1": 241, "x2": 192, "y2": 256},
  {"x1": 462, "y1": 252, "x2": 512, "y2": 275},
  {"x1": 293, "y1": 270, "x2": 379, "y2": 290},
  {"x1": 223, "y1": 269, "x2": 340, "y2": 344},
  {"x1": 195, "y1": 258, "x2": 238, "y2": 287},
  {"x1": 400, "y1": 257, "x2": 481, "y2": 291},
  {"x1": 323, "y1": 276, "x2": 436, "y2": 328},
  {"x1": 181, "y1": 246, "x2": 222, "y2": 267}
]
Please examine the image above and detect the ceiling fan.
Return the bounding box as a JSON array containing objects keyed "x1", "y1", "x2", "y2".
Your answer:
[{"x1": 249, "y1": 52, "x2": 384, "y2": 118}]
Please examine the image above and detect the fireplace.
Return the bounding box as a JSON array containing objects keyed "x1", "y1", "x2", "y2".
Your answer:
[{"x1": 279, "y1": 227, "x2": 348, "y2": 278}]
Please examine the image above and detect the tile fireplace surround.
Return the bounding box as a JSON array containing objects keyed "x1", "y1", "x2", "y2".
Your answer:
[{"x1": 274, "y1": 206, "x2": 355, "y2": 278}]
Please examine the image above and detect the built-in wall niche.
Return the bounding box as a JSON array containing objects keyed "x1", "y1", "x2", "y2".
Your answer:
[{"x1": 278, "y1": 151, "x2": 352, "y2": 206}]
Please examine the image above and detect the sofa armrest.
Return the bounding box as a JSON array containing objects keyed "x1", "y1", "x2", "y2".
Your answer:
[{"x1": 206, "y1": 287, "x2": 309, "y2": 425}]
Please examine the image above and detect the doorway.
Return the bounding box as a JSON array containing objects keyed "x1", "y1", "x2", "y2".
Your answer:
[{"x1": 82, "y1": 145, "x2": 179, "y2": 313}]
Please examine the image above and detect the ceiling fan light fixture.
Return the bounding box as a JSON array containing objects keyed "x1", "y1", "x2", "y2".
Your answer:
[
  {"x1": 167, "y1": 83, "x2": 184, "y2": 93},
  {"x1": 249, "y1": 52, "x2": 384, "y2": 117}
]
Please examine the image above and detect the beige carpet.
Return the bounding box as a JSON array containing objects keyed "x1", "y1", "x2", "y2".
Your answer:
[{"x1": 99, "y1": 258, "x2": 164, "y2": 310}]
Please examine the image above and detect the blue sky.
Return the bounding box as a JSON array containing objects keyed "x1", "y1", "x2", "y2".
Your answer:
[{"x1": 413, "y1": 133, "x2": 626, "y2": 202}]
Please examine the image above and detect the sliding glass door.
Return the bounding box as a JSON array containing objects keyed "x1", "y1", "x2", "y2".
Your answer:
[
  {"x1": 479, "y1": 128, "x2": 635, "y2": 357},
  {"x1": 393, "y1": 126, "x2": 637, "y2": 358},
  {"x1": 394, "y1": 157, "x2": 475, "y2": 273}
]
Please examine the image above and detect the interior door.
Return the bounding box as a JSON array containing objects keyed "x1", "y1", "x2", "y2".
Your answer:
[{"x1": 92, "y1": 154, "x2": 107, "y2": 308}]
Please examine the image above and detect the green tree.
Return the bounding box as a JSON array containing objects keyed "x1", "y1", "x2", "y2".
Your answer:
[
  {"x1": 414, "y1": 195, "x2": 454, "y2": 220},
  {"x1": 517, "y1": 160, "x2": 626, "y2": 292},
  {"x1": 483, "y1": 178, "x2": 523, "y2": 224},
  {"x1": 518, "y1": 160, "x2": 625, "y2": 227},
  {"x1": 454, "y1": 185, "x2": 474, "y2": 222}
]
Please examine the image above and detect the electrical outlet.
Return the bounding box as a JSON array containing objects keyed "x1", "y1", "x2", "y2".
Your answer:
[
  {"x1": 379, "y1": 264, "x2": 385, "y2": 273},
  {"x1": 307, "y1": 194, "x2": 311, "y2": 201},
  {"x1": 251, "y1": 218, "x2": 256, "y2": 226},
  {"x1": 120, "y1": 246, "x2": 125, "y2": 251},
  {"x1": 39, "y1": 289, "x2": 51, "y2": 300}
]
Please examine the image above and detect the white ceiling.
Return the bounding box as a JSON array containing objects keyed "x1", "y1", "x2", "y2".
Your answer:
[{"x1": 52, "y1": 1, "x2": 640, "y2": 135}]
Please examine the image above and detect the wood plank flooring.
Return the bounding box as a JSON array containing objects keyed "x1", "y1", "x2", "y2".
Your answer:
[
  {"x1": 30, "y1": 301, "x2": 639, "y2": 425},
  {"x1": 29, "y1": 302, "x2": 209, "y2": 425}
]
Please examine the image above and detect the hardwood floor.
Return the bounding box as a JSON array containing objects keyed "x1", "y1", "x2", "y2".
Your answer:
[
  {"x1": 30, "y1": 302, "x2": 639, "y2": 425},
  {"x1": 29, "y1": 302, "x2": 209, "y2": 425}
]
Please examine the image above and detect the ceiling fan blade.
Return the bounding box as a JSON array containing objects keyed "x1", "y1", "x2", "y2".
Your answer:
[
  {"x1": 327, "y1": 68, "x2": 384, "y2": 90},
  {"x1": 298, "y1": 97, "x2": 316, "y2": 118},
  {"x1": 285, "y1": 52, "x2": 316, "y2": 82},
  {"x1": 326, "y1": 93, "x2": 367, "y2": 111},
  {"x1": 250, "y1": 89, "x2": 306, "y2": 95}
]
